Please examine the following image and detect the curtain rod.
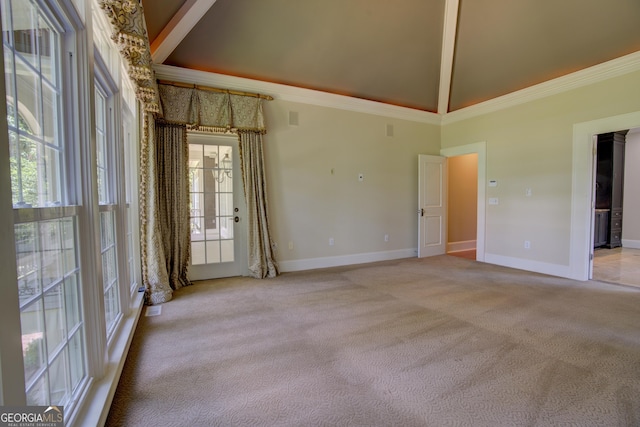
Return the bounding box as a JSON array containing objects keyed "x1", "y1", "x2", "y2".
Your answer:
[{"x1": 157, "y1": 79, "x2": 274, "y2": 101}]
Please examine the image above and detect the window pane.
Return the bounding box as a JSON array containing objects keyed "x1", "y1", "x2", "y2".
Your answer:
[
  {"x1": 49, "y1": 350, "x2": 69, "y2": 405},
  {"x1": 42, "y1": 82, "x2": 59, "y2": 145},
  {"x1": 68, "y1": 332, "x2": 84, "y2": 392},
  {"x1": 40, "y1": 220, "x2": 62, "y2": 288},
  {"x1": 16, "y1": 222, "x2": 38, "y2": 297},
  {"x1": 62, "y1": 217, "x2": 77, "y2": 273},
  {"x1": 27, "y1": 373, "x2": 48, "y2": 406},
  {"x1": 21, "y1": 300, "x2": 46, "y2": 384},
  {"x1": 44, "y1": 286, "x2": 65, "y2": 358},
  {"x1": 38, "y1": 15, "x2": 56, "y2": 84},
  {"x1": 64, "y1": 274, "x2": 81, "y2": 332},
  {"x1": 15, "y1": 57, "x2": 41, "y2": 137}
]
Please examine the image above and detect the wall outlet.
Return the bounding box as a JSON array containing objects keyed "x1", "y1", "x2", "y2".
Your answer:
[
  {"x1": 525, "y1": 188, "x2": 532, "y2": 197},
  {"x1": 384, "y1": 234, "x2": 389, "y2": 242},
  {"x1": 288, "y1": 241, "x2": 294, "y2": 250},
  {"x1": 329, "y1": 237, "x2": 334, "y2": 246},
  {"x1": 489, "y1": 198, "x2": 499, "y2": 205},
  {"x1": 524, "y1": 240, "x2": 531, "y2": 249}
]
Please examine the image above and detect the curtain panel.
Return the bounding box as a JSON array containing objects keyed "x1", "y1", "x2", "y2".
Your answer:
[
  {"x1": 238, "y1": 131, "x2": 279, "y2": 278},
  {"x1": 140, "y1": 117, "x2": 191, "y2": 304}
]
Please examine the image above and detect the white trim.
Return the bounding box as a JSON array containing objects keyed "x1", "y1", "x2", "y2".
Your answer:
[
  {"x1": 440, "y1": 141, "x2": 486, "y2": 263},
  {"x1": 570, "y1": 111, "x2": 640, "y2": 281},
  {"x1": 484, "y1": 253, "x2": 572, "y2": 279},
  {"x1": 153, "y1": 64, "x2": 442, "y2": 125},
  {"x1": 447, "y1": 240, "x2": 476, "y2": 253},
  {"x1": 150, "y1": 0, "x2": 218, "y2": 63},
  {"x1": 442, "y1": 51, "x2": 640, "y2": 125},
  {"x1": 622, "y1": 239, "x2": 640, "y2": 249},
  {"x1": 278, "y1": 249, "x2": 416, "y2": 273},
  {"x1": 438, "y1": 0, "x2": 459, "y2": 114}
]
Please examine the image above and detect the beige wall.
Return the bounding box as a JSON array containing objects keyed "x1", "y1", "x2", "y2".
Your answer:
[
  {"x1": 623, "y1": 129, "x2": 640, "y2": 246},
  {"x1": 442, "y1": 70, "x2": 640, "y2": 269},
  {"x1": 263, "y1": 100, "x2": 440, "y2": 269},
  {"x1": 447, "y1": 153, "x2": 477, "y2": 247}
]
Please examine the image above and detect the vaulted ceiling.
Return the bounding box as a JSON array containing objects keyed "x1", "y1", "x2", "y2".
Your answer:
[{"x1": 141, "y1": 0, "x2": 640, "y2": 114}]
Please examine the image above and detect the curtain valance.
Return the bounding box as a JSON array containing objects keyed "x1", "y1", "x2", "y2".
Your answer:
[{"x1": 157, "y1": 84, "x2": 266, "y2": 133}]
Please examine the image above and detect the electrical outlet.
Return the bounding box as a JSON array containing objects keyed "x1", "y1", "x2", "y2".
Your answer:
[
  {"x1": 524, "y1": 240, "x2": 531, "y2": 249},
  {"x1": 288, "y1": 241, "x2": 294, "y2": 250},
  {"x1": 384, "y1": 234, "x2": 389, "y2": 242},
  {"x1": 329, "y1": 237, "x2": 334, "y2": 246}
]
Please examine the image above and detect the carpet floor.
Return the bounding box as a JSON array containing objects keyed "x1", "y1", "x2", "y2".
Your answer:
[{"x1": 106, "y1": 255, "x2": 640, "y2": 426}]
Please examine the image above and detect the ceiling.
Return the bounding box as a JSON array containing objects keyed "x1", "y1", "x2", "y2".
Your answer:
[{"x1": 141, "y1": 0, "x2": 640, "y2": 114}]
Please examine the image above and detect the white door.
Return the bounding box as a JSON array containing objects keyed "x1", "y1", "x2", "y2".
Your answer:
[
  {"x1": 418, "y1": 155, "x2": 447, "y2": 257},
  {"x1": 188, "y1": 133, "x2": 247, "y2": 280}
]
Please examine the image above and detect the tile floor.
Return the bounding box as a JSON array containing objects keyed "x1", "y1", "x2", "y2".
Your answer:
[{"x1": 592, "y1": 247, "x2": 640, "y2": 288}]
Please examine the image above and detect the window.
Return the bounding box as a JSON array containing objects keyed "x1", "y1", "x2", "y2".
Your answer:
[
  {"x1": 3, "y1": 0, "x2": 87, "y2": 407},
  {"x1": 122, "y1": 96, "x2": 140, "y2": 296}
]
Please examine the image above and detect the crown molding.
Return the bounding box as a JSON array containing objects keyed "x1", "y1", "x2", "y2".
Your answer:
[
  {"x1": 442, "y1": 50, "x2": 640, "y2": 125},
  {"x1": 153, "y1": 64, "x2": 442, "y2": 125}
]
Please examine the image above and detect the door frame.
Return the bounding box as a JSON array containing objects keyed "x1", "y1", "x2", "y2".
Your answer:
[
  {"x1": 187, "y1": 132, "x2": 248, "y2": 280},
  {"x1": 440, "y1": 142, "x2": 487, "y2": 262}
]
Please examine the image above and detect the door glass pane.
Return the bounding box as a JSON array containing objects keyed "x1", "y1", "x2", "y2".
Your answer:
[{"x1": 189, "y1": 143, "x2": 235, "y2": 265}]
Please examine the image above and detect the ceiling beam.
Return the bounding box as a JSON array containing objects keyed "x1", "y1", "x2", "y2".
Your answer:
[
  {"x1": 437, "y1": 0, "x2": 459, "y2": 115},
  {"x1": 150, "y1": 0, "x2": 218, "y2": 64}
]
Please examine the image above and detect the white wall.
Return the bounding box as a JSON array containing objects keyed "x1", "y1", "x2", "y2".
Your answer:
[
  {"x1": 442, "y1": 70, "x2": 640, "y2": 277},
  {"x1": 263, "y1": 100, "x2": 440, "y2": 271},
  {"x1": 623, "y1": 129, "x2": 640, "y2": 248}
]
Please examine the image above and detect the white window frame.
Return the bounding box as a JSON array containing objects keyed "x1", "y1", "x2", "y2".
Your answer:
[{"x1": 1, "y1": 0, "x2": 144, "y2": 424}]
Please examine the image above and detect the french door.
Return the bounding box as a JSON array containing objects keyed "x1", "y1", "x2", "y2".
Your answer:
[{"x1": 188, "y1": 133, "x2": 247, "y2": 280}]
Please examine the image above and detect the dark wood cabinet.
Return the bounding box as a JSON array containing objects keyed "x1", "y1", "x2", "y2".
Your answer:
[
  {"x1": 594, "y1": 209, "x2": 609, "y2": 248},
  {"x1": 595, "y1": 131, "x2": 626, "y2": 248}
]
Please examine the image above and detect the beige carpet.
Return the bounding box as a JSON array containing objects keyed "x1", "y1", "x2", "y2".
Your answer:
[{"x1": 106, "y1": 256, "x2": 640, "y2": 426}]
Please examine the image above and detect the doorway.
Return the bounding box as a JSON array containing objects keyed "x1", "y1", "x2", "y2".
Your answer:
[
  {"x1": 187, "y1": 132, "x2": 248, "y2": 280},
  {"x1": 440, "y1": 142, "x2": 487, "y2": 262},
  {"x1": 447, "y1": 153, "x2": 478, "y2": 260},
  {"x1": 591, "y1": 127, "x2": 640, "y2": 288}
]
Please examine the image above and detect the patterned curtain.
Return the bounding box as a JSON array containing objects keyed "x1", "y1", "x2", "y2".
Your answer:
[
  {"x1": 238, "y1": 131, "x2": 279, "y2": 278},
  {"x1": 140, "y1": 117, "x2": 191, "y2": 304},
  {"x1": 98, "y1": 0, "x2": 160, "y2": 113}
]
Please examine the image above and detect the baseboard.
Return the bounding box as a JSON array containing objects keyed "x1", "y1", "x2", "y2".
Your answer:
[
  {"x1": 484, "y1": 253, "x2": 572, "y2": 279},
  {"x1": 447, "y1": 240, "x2": 476, "y2": 253},
  {"x1": 622, "y1": 239, "x2": 640, "y2": 249},
  {"x1": 278, "y1": 248, "x2": 417, "y2": 273}
]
